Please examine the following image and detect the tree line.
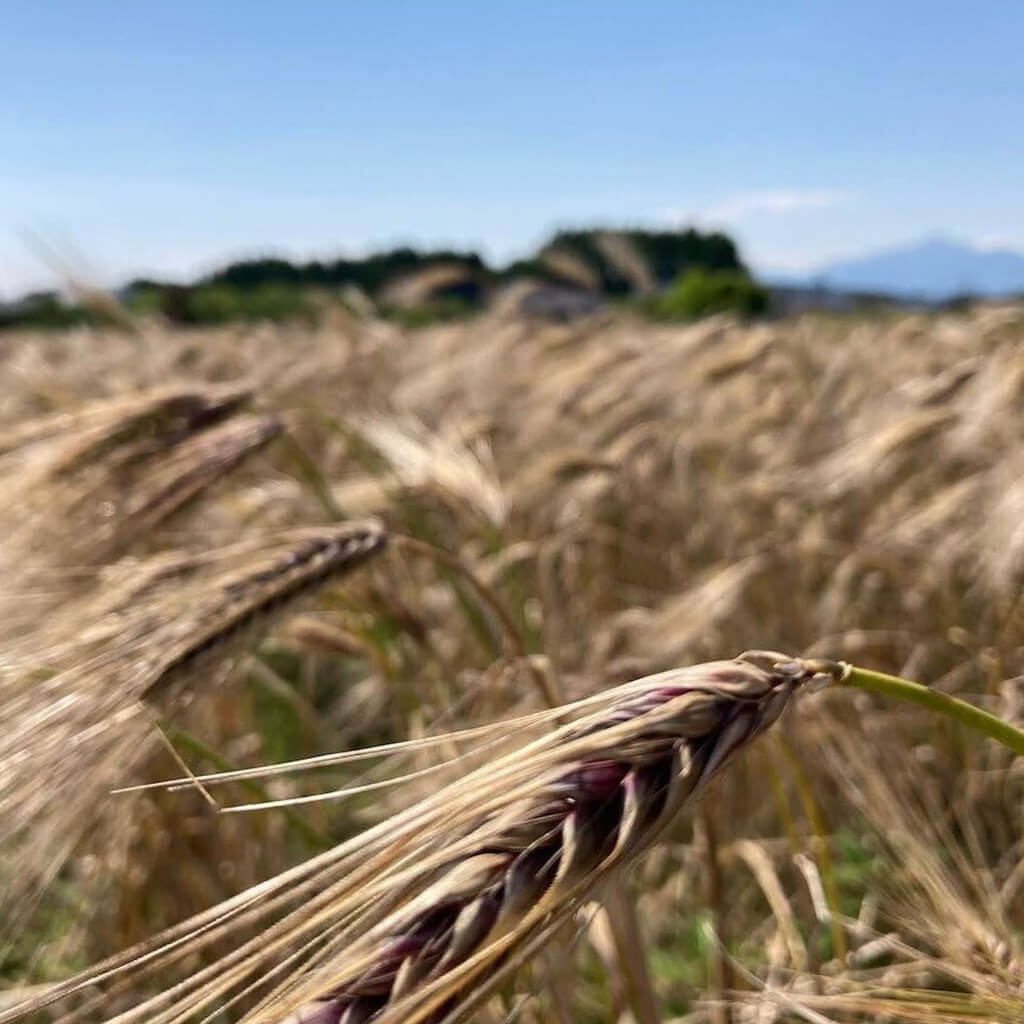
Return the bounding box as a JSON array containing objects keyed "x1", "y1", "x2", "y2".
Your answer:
[{"x1": 1, "y1": 227, "x2": 768, "y2": 329}]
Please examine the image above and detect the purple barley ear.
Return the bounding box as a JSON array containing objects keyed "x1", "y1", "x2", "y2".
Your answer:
[{"x1": 260, "y1": 658, "x2": 820, "y2": 1024}]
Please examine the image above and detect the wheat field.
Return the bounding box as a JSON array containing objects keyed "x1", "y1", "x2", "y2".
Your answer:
[{"x1": 2, "y1": 301, "x2": 1024, "y2": 1023}]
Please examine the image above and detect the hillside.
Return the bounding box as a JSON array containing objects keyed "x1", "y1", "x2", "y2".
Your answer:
[{"x1": 802, "y1": 236, "x2": 1024, "y2": 299}]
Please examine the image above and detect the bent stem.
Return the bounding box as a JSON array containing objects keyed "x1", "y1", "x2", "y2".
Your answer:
[{"x1": 835, "y1": 663, "x2": 1024, "y2": 757}]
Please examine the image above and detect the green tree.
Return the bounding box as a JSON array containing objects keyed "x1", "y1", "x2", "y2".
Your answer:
[{"x1": 650, "y1": 268, "x2": 768, "y2": 320}]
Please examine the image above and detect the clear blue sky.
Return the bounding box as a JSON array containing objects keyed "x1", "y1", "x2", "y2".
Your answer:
[{"x1": 2, "y1": 1, "x2": 1022, "y2": 296}]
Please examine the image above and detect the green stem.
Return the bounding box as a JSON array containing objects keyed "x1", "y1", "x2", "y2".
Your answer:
[{"x1": 839, "y1": 664, "x2": 1024, "y2": 757}]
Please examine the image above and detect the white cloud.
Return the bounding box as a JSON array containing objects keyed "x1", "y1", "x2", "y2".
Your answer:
[
  {"x1": 666, "y1": 189, "x2": 848, "y2": 228},
  {"x1": 976, "y1": 233, "x2": 1024, "y2": 252}
]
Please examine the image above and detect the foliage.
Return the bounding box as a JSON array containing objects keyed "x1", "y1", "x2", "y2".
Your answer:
[
  {"x1": 206, "y1": 248, "x2": 487, "y2": 294},
  {"x1": 184, "y1": 284, "x2": 245, "y2": 324},
  {"x1": 0, "y1": 291, "x2": 112, "y2": 330},
  {"x1": 646, "y1": 267, "x2": 769, "y2": 320},
  {"x1": 547, "y1": 227, "x2": 746, "y2": 293},
  {"x1": 125, "y1": 282, "x2": 313, "y2": 325}
]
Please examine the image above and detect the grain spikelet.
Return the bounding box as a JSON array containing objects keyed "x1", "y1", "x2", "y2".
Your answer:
[
  {"x1": 0, "y1": 385, "x2": 259, "y2": 573},
  {"x1": 340, "y1": 417, "x2": 505, "y2": 527},
  {"x1": 0, "y1": 383, "x2": 250, "y2": 467}
]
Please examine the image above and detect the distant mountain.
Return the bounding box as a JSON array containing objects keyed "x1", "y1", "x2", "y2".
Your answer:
[{"x1": 793, "y1": 237, "x2": 1024, "y2": 300}]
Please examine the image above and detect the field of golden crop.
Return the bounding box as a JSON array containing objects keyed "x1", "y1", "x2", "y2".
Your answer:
[{"x1": 2, "y1": 302, "x2": 1024, "y2": 1023}]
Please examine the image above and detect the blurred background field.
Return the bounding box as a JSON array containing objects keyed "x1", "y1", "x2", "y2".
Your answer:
[{"x1": 3, "y1": 288, "x2": 1024, "y2": 1021}]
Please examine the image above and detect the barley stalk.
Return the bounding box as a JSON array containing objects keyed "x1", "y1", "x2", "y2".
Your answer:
[{"x1": 835, "y1": 662, "x2": 1024, "y2": 755}]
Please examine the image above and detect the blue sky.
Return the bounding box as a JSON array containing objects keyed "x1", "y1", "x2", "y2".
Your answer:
[{"x1": 2, "y1": 1, "x2": 1022, "y2": 297}]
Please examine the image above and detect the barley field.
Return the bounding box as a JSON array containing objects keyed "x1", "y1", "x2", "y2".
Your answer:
[{"x1": 2, "y1": 302, "x2": 1024, "y2": 1023}]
